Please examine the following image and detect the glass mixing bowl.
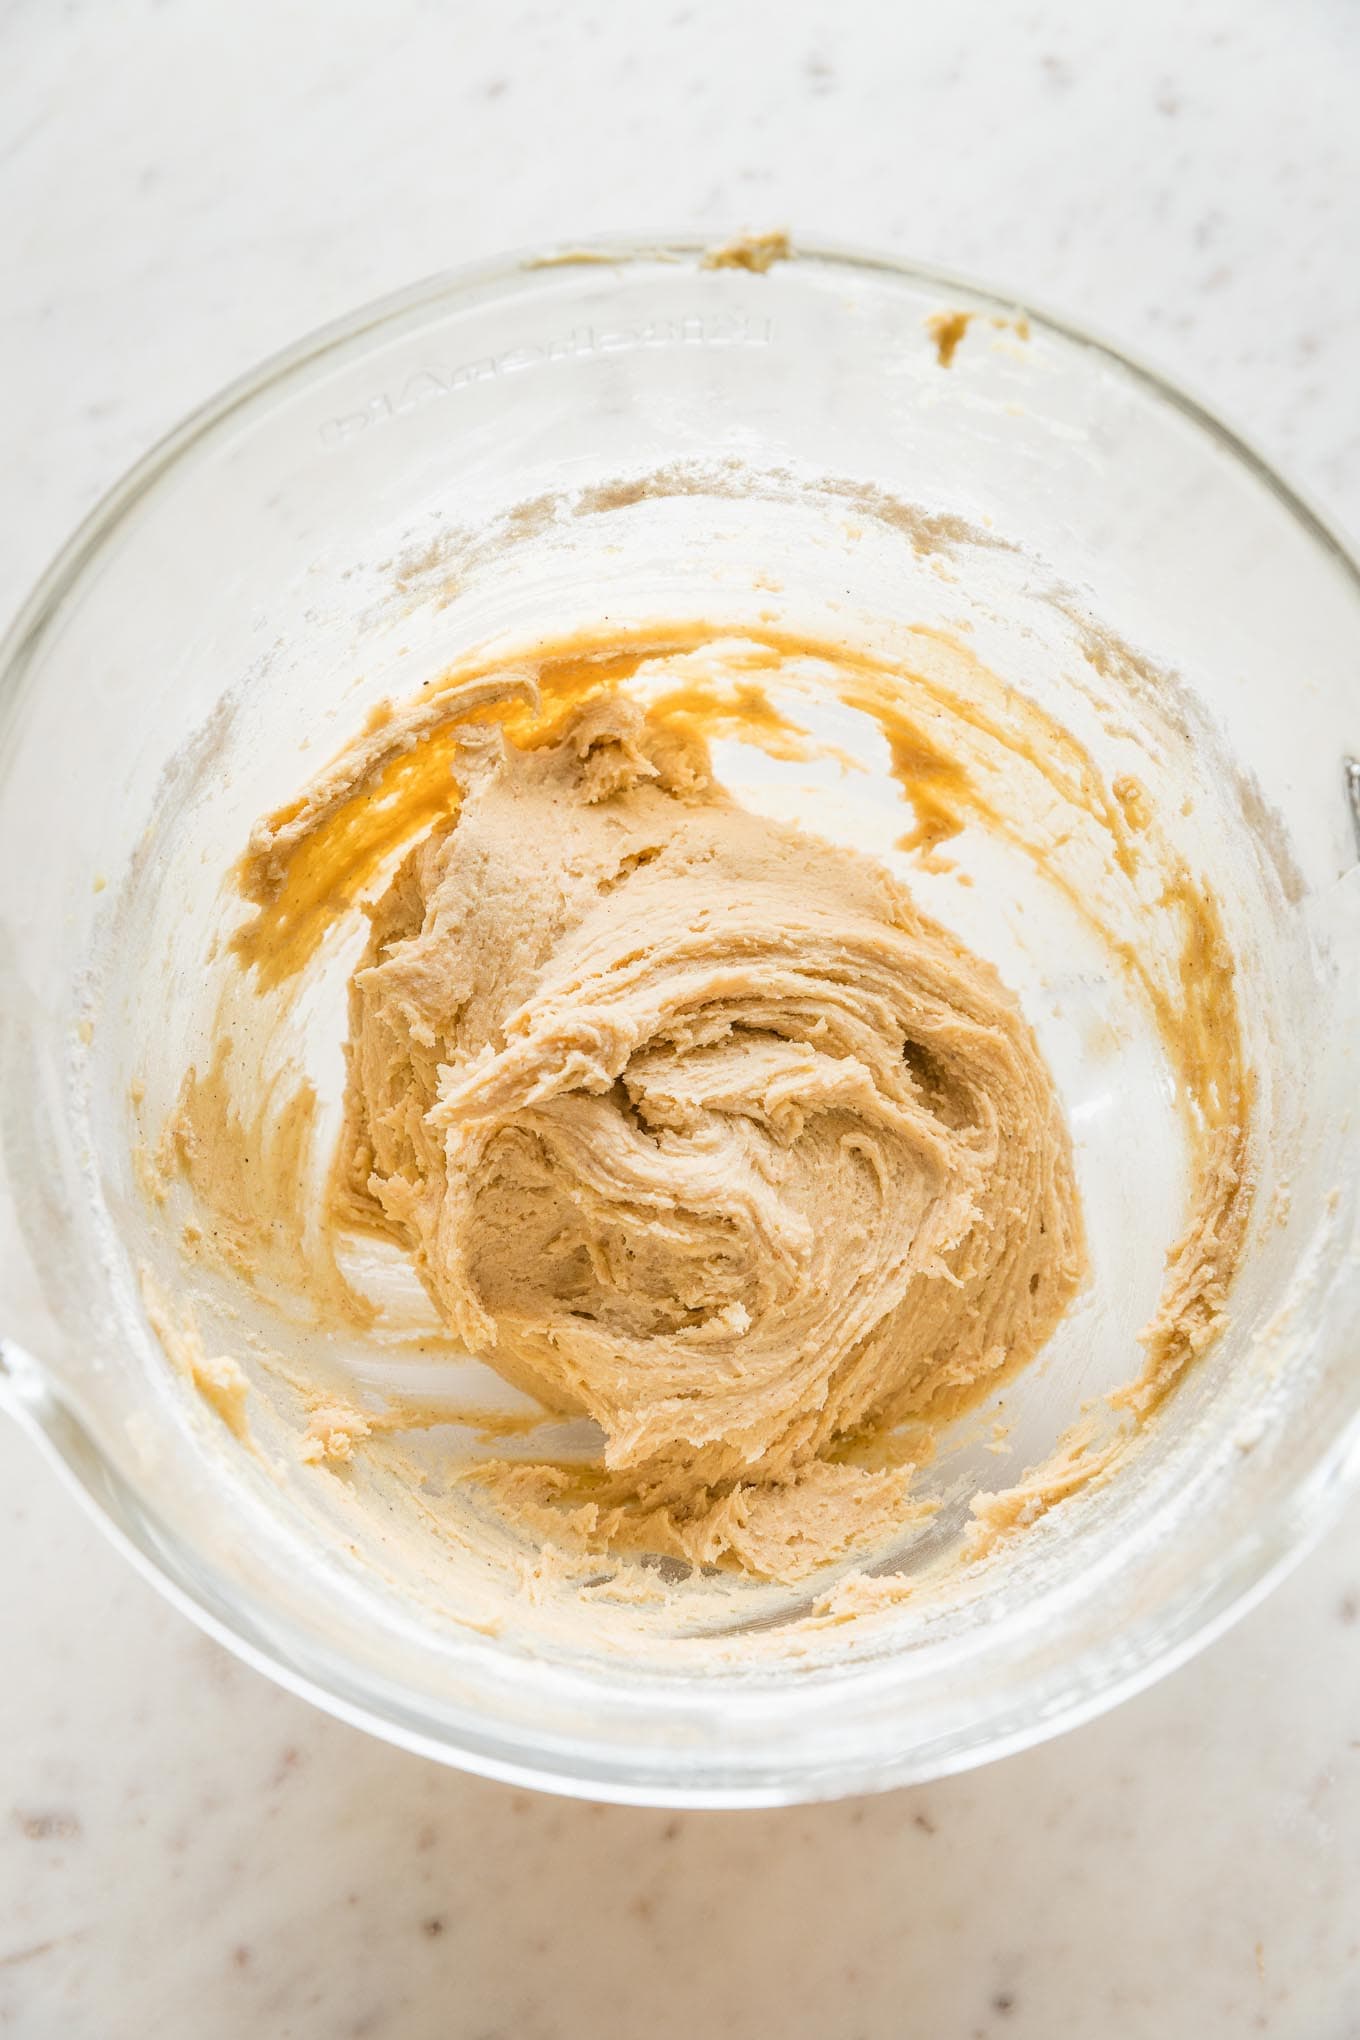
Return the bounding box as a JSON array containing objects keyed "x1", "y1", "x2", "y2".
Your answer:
[{"x1": 1, "y1": 236, "x2": 1357, "y2": 1806}]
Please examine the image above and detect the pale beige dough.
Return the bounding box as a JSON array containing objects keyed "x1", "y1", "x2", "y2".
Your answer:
[{"x1": 333, "y1": 693, "x2": 1086, "y2": 1577}]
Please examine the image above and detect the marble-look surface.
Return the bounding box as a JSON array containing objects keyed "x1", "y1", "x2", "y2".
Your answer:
[{"x1": 2, "y1": 0, "x2": 1359, "y2": 2034}]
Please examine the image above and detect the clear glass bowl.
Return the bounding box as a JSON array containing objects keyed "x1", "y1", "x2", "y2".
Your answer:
[{"x1": 1, "y1": 236, "x2": 1357, "y2": 1806}]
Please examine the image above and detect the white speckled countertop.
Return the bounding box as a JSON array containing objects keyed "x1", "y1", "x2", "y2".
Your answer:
[{"x1": 2, "y1": 1, "x2": 1359, "y2": 2034}]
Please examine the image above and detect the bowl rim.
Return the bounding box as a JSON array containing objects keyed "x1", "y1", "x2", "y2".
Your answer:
[{"x1": 2, "y1": 230, "x2": 1359, "y2": 1807}]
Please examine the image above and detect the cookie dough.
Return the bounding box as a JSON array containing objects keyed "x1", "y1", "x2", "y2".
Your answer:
[
  {"x1": 328, "y1": 688, "x2": 1085, "y2": 1576},
  {"x1": 152, "y1": 613, "x2": 1254, "y2": 1614}
]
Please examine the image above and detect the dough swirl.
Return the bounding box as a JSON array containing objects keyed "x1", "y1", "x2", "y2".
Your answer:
[{"x1": 336, "y1": 691, "x2": 1085, "y2": 1570}]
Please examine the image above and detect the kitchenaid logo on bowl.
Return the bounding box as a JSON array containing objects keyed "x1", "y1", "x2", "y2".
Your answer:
[{"x1": 318, "y1": 310, "x2": 776, "y2": 447}]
